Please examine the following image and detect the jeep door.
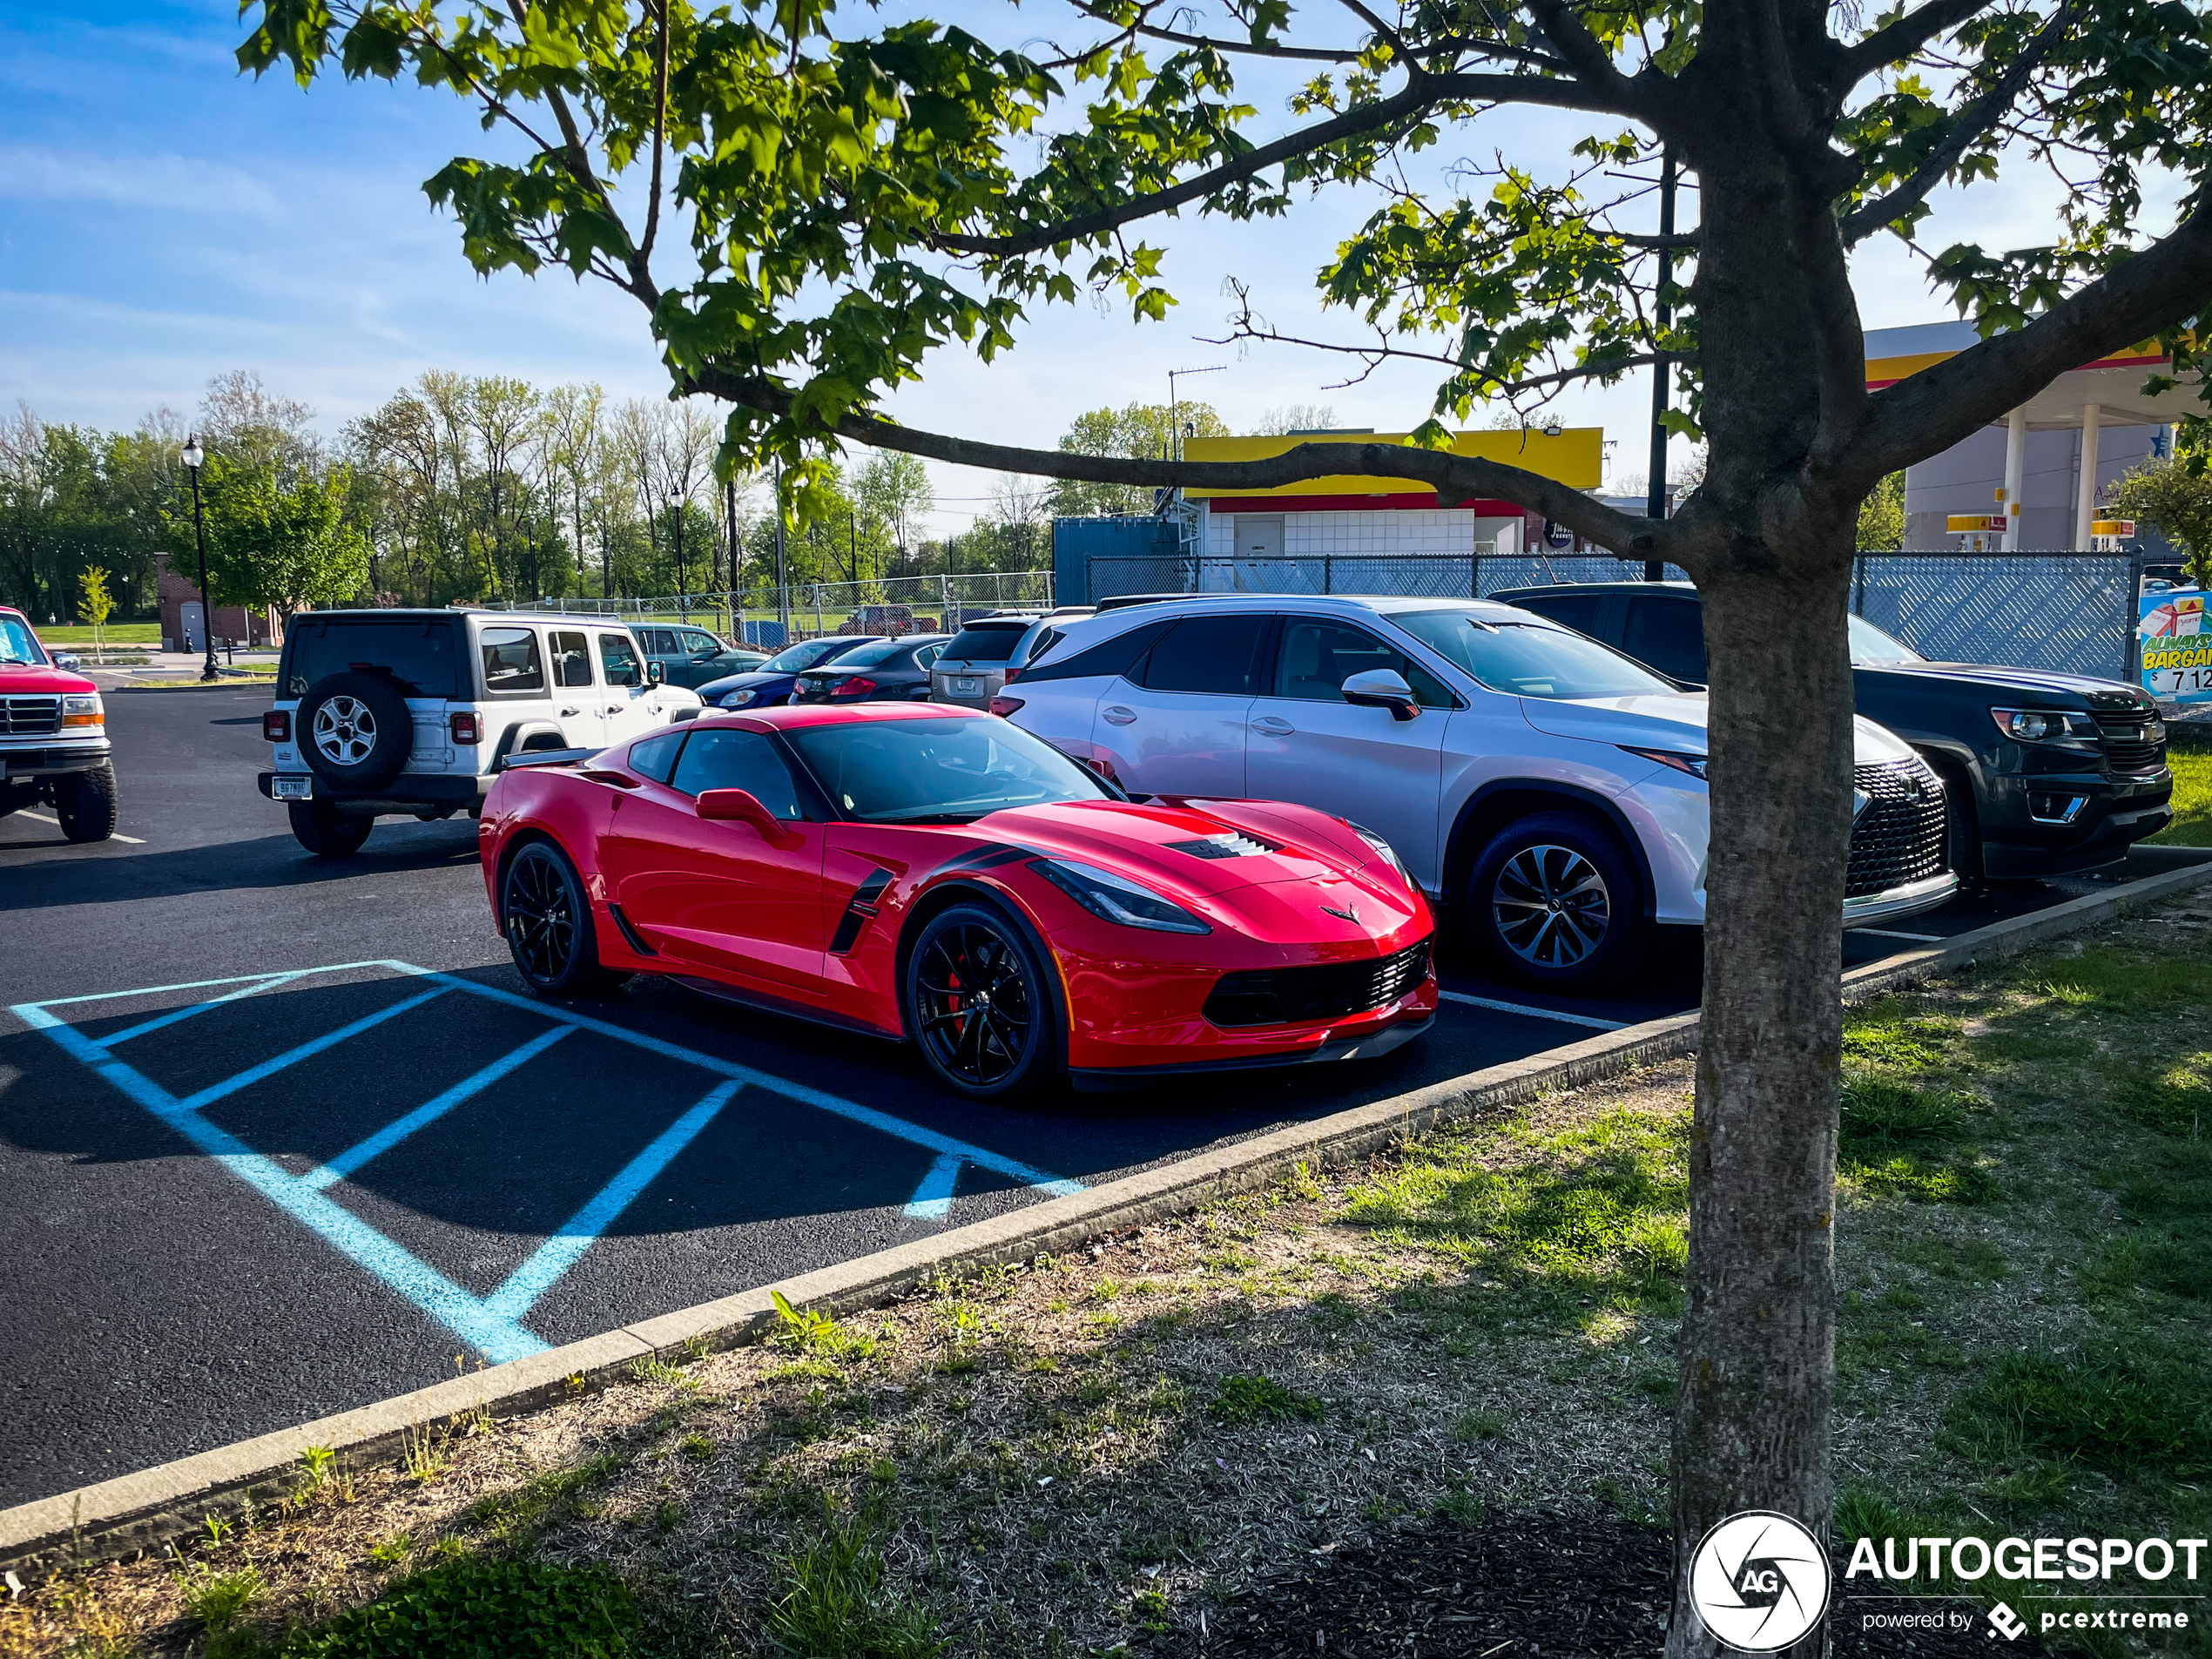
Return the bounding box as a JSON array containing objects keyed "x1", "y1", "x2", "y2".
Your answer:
[
  {"x1": 545, "y1": 629, "x2": 605, "y2": 748},
  {"x1": 596, "y1": 631, "x2": 664, "y2": 745}
]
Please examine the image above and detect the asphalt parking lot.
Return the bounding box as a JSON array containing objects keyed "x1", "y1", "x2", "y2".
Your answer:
[{"x1": 0, "y1": 685, "x2": 2165, "y2": 1510}]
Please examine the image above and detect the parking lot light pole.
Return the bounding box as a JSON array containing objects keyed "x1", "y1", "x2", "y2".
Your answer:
[{"x1": 180, "y1": 435, "x2": 218, "y2": 682}]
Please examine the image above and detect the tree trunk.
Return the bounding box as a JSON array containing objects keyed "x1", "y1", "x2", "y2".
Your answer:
[{"x1": 1665, "y1": 536, "x2": 1856, "y2": 1659}]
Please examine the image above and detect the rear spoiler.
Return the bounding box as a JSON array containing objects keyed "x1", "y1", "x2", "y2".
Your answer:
[{"x1": 497, "y1": 746, "x2": 602, "y2": 772}]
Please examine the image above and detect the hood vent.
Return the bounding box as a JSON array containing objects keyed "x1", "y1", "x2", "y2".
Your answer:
[{"x1": 1167, "y1": 831, "x2": 1278, "y2": 860}]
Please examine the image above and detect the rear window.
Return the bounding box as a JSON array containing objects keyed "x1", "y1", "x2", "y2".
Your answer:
[
  {"x1": 941, "y1": 626, "x2": 1025, "y2": 663},
  {"x1": 479, "y1": 626, "x2": 546, "y2": 695},
  {"x1": 282, "y1": 617, "x2": 461, "y2": 698},
  {"x1": 831, "y1": 637, "x2": 917, "y2": 670}
]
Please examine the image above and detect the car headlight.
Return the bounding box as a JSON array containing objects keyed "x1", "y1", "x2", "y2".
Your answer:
[
  {"x1": 1031, "y1": 858, "x2": 1211, "y2": 934},
  {"x1": 1618, "y1": 744, "x2": 1708, "y2": 779},
  {"x1": 1347, "y1": 821, "x2": 1412, "y2": 887},
  {"x1": 1990, "y1": 707, "x2": 2095, "y2": 743},
  {"x1": 61, "y1": 692, "x2": 104, "y2": 729},
  {"x1": 720, "y1": 687, "x2": 758, "y2": 707}
]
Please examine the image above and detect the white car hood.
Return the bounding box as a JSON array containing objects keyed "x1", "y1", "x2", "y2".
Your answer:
[{"x1": 1518, "y1": 694, "x2": 1912, "y2": 765}]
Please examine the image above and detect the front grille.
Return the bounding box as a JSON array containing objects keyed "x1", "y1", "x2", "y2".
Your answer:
[
  {"x1": 1847, "y1": 758, "x2": 1948, "y2": 898},
  {"x1": 0, "y1": 696, "x2": 60, "y2": 737},
  {"x1": 2094, "y1": 714, "x2": 2164, "y2": 772},
  {"x1": 1204, "y1": 937, "x2": 1433, "y2": 1028}
]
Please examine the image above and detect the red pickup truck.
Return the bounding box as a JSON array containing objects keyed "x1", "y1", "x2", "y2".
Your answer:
[{"x1": 0, "y1": 605, "x2": 118, "y2": 842}]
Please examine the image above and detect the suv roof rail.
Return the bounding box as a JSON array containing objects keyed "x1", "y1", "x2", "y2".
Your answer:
[{"x1": 1093, "y1": 592, "x2": 1215, "y2": 611}]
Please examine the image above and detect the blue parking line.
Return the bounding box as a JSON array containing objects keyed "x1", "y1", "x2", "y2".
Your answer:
[
  {"x1": 903, "y1": 1150, "x2": 966, "y2": 1221},
  {"x1": 102, "y1": 970, "x2": 318, "y2": 1048},
  {"x1": 302, "y1": 1025, "x2": 576, "y2": 1192},
  {"x1": 174, "y1": 987, "x2": 450, "y2": 1113},
  {"x1": 483, "y1": 1081, "x2": 745, "y2": 1321}
]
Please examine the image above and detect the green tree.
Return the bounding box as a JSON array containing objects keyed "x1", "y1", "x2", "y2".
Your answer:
[
  {"x1": 853, "y1": 451, "x2": 934, "y2": 577},
  {"x1": 1049, "y1": 402, "x2": 1229, "y2": 516},
  {"x1": 246, "y1": 5, "x2": 2212, "y2": 1647},
  {"x1": 171, "y1": 456, "x2": 373, "y2": 625},
  {"x1": 1855, "y1": 473, "x2": 1905, "y2": 552},
  {"x1": 2111, "y1": 441, "x2": 2212, "y2": 587},
  {"x1": 77, "y1": 566, "x2": 114, "y2": 663}
]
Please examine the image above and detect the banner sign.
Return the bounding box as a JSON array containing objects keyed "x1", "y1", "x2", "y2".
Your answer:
[{"x1": 2140, "y1": 587, "x2": 2212, "y2": 705}]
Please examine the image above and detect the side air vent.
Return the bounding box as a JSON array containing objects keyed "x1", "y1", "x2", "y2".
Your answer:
[{"x1": 1166, "y1": 831, "x2": 1278, "y2": 860}]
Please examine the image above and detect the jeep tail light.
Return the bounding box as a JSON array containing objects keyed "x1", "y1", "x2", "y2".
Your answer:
[
  {"x1": 450, "y1": 711, "x2": 482, "y2": 744},
  {"x1": 837, "y1": 677, "x2": 878, "y2": 697},
  {"x1": 989, "y1": 695, "x2": 1025, "y2": 718},
  {"x1": 263, "y1": 710, "x2": 290, "y2": 742}
]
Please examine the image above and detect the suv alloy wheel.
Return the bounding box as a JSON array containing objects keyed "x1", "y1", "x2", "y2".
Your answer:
[{"x1": 1467, "y1": 811, "x2": 1649, "y2": 988}]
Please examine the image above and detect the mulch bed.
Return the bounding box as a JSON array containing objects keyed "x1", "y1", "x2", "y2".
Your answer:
[{"x1": 1140, "y1": 1512, "x2": 2039, "y2": 1656}]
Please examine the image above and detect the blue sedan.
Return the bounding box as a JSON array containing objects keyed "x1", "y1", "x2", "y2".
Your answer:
[{"x1": 697, "y1": 635, "x2": 887, "y2": 709}]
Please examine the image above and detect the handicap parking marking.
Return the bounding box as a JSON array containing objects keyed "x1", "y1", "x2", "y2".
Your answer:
[{"x1": 10, "y1": 961, "x2": 1085, "y2": 1365}]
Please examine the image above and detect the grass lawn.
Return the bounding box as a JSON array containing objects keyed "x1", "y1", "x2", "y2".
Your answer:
[
  {"x1": 2154, "y1": 723, "x2": 2212, "y2": 846},
  {"x1": 33, "y1": 623, "x2": 164, "y2": 645},
  {"x1": 8, "y1": 900, "x2": 2212, "y2": 1657}
]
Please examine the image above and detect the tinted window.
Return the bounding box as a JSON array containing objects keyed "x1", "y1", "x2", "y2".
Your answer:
[
  {"x1": 1272, "y1": 618, "x2": 1453, "y2": 708},
  {"x1": 942, "y1": 626, "x2": 1025, "y2": 663},
  {"x1": 1511, "y1": 592, "x2": 1609, "y2": 638},
  {"x1": 1133, "y1": 614, "x2": 1269, "y2": 695},
  {"x1": 284, "y1": 617, "x2": 461, "y2": 698},
  {"x1": 668, "y1": 728, "x2": 803, "y2": 816},
  {"x1": 1620, "y1": 598, "x2": 1707, "y2": 684},
  {"x1": 915, "y1": 644, "x2": 942, "y2": 669},
  {"x1": 1393, "y1": 610, "x2": 1673, "y2": 699},
  {"x1": 763, "y1": 638, "x2": 855, "y2": 673},
  {"x1": 1019, "y1": 617, "x2": 1174, "y2": 685},
  {"x1": 835, "y1": 637, "x2": 921, "y2": 670},
  {"x1": 598, "y1": 632, "x2": 643, "y2": 687},
  {"x1": 550, "y1": 630, "x2": 596, "y2": 688},
  {"x1": 625, "y1": 729, "x2": 685, "y2": 782},
  {"x1": 479, "y1": 626, "x2": 545, "y2": 694},
  {"x1": 783, "y1": 717, "x2": 1108, "y2": 822}
]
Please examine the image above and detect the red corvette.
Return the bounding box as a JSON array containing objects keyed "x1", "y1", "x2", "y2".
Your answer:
[{"x1": 477, "y1": 704, "x2": 1435, "y2": 1098}]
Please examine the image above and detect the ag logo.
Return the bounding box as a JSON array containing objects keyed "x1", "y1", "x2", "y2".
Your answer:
[{"x1": 1688, "y1": 1510, "x2": 1831, "y2": 1652}]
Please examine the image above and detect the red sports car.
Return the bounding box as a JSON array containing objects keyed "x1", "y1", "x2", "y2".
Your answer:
[{"x1": 477, "y1": 704, "x2": 1435, "y2": 1098}]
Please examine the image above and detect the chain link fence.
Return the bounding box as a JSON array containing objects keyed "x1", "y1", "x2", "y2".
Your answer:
[
  {"x1": 1086, "y1": 549, "x2": 2141, "y2": 683},
  {"x1": 516, "y1": 570, "x2": 1055, "y2": 647}
]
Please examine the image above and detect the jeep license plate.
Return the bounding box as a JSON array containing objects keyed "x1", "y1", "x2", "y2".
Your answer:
[{"x1": 271, "y1": 775, "x2": 314, "y2": 800}]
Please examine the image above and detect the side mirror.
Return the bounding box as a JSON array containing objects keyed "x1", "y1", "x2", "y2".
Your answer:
[
  {"x1": 1341, "y1": 667, "x2": 1420, "y2": 722},
  {"x1": 696, "y1": 787, "x2": 802, "y2": 846},
  {"x1": 645, "y1": 658, "x2": 665, "y2": 685}
]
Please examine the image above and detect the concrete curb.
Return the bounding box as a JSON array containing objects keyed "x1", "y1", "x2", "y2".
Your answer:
[{"x1": 8, "y1": 852, "x2": 2210, "y2": 1572}]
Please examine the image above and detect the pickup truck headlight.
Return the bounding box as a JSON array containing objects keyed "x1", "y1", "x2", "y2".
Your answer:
[
  {"x1": 1031, "y1": 858, "x2": 1211, "y2": 934},
  {"x1": 61, "y1": 693, "x2": 104, "y2": 729},
  {"x1": 1990, "y1": 707, "x2": 2097, "y2": 744}
]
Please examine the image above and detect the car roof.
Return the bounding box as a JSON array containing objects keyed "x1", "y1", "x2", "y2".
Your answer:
[
  {"x1": 1487, "y1": 582, "x2": 1699, "y2": 599},
  {"x1": 294, "y1": 608, "x2": 644, "y2": 627},
  {"x1": 955, "y1": 617, "x2": 1039, "y2": 630},
  {"x1": 1069, "y1": 592, "x2": 1541, "y2": 624},
  {"x1": 701, "y1": 701, "x2": 988, "y2": 732}
]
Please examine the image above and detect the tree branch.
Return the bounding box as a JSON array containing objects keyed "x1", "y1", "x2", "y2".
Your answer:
[
  {"x1": 1055, "y1": 2, "x2": 1367, "y2": 64},
  {"x1": 1332, "y1": 0, "x2": 1416, "y2": 63},
  {"x1": 931, "y1": 69, "x2": 1642, "y2": 259},
  {"x1": 1521, "y1": 0, "x2": 1651, "y2": 112},
  {"x1": 1838, "y1": 0, "x2": 2078, "y2": 246},
  {"x1": 686, "y1": 363, "x2": 1654, "y2": 550},
  {"x1": 639, "y1": 0, "x2": 671, "y2": 267},
  {"x1": 1202, "y1": 310, "x2": 1687, "y2": 394},
  {"x1": 503, "y1": 0, "x2": 653, "y2": 300},
  {"x1": 1850, "y1": 196, "x2": 2212, "y2": 478},
  {"x1": 1835, "y1": 0, "x2": 2000, "y2": 81}
]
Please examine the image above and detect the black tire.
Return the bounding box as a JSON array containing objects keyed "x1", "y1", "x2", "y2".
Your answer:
[
  {"x1": 501, "y1": 840, "x2": 627, "y2": 997},
  {"x1": 53, "y1": 762, "x2": 118, "y2": 844},
  {"x1": 288, "y1": 800, "x2": 373, "y2": 857},
  {"x1": 297, "y1": 671, "x2": 414, "y2": 792},
  {"x1": 1467, "y1": 810, "x2": 1648, "y2": 989},
  {"x1": 1924, "y1": 753, "x2": 1984, "y2": 891},
  {"x1": 903, "y1": 902, "x2": 1062, "y2": 1101}
]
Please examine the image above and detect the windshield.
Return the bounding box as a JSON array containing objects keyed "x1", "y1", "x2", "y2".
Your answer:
[
  {"x1": 783, "y1": 717, "x2": 1110, "y2": 822},
  {"x1": 941, "y1": 626, "x2": 1025, "y2": 663},
  {"x1": 1, "y1": 617, "x2": 48, "y2": 666},
  {"x1": 1393, "y1": 609, "x2": 1675, "y2": 699},
  {"x1": 1848, "y1": 615, "x2": 1925, "y2": 665},
  {"x1": 761, "y1": 638, "x2": 860, "y2": 673}
]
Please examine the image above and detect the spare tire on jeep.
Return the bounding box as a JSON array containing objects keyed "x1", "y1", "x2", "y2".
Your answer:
[{"x1": 297, "y1": 671, "x2": 414, "y2": 792}]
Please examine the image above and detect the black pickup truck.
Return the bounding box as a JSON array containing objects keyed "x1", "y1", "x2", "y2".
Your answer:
[{"x1": 1493, "y1": 581, "x2": 2173, "y2": 882}]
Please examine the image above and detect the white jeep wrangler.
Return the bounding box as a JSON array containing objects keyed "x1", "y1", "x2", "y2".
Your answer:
[{"x1": 258, "y1": 609, "x2": 704, "y2": 855}]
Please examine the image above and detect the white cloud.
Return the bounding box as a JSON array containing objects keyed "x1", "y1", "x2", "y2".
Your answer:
[{"x1": 0, "y1": 145, "x2": 281, "y2": 221}]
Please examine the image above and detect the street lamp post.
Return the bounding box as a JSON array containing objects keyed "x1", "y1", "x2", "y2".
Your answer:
[{"x1": 180, "y1": 435, "x2": 218, "y2": 682}]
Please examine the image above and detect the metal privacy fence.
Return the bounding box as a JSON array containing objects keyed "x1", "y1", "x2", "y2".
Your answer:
[
  {"x1": 1086, "y1": 549, "x2": 2144, "y2": 683},
  {"x1": 518, "y1": 570, "x2": 1055, "y2": 647}
]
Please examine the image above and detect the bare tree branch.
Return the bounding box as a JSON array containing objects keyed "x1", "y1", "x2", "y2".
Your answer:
[
  {"x1": 1839, "y1": 0, "x2": 2080, "y2": 245},
  {"x1": 1203, "y1": 310, "x2": 1686, "y2": 395},
  {"x1": 1332, "y1": 0, "x2": 1417, "y2": 62},
  {"x1": 1834, "y1": 0, "x2": 2001, "y2": 81},
  {"x1": 639, "y1": 0, "x2": 671, "y2": 267}
]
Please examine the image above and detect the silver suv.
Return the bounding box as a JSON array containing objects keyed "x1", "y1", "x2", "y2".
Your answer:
[
  {"x1": 931, "y1": 607, "x2": 1096, "y2": 709},
  {"x1": 259, "y1": 609, "x2": 702, "y2": 855},
  {"x1": 1001, "y1": 594, "x2": 1956, "y2": 987}
]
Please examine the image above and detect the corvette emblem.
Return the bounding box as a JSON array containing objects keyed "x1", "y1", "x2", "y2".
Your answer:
[{"x1": 1321, "y1": 901, "x2": 1360, "y2": 923}]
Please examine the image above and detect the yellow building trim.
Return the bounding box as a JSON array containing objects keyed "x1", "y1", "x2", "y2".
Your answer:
[{"x1": 1183, "y1": 428, "x2": 1603, "y2": 499}]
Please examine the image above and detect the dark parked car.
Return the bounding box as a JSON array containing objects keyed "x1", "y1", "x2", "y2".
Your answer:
[
  {"x1": 698, "y1": 636, "x2": 887, "y2": 709},
  {"x1": 1494, "y1": 581, "x2": 2173, "y2": 881},
  {"x1": 630, "y1": 623, "x2": 769, "y2": 690},
  {"x1": 791, "y1": 635, "x2": 949, "y2": 705}
]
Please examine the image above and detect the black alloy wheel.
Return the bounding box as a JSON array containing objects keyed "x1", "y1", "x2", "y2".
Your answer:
[
  {"x1": 906, "y1": 904, "x2": 1059, "y2": 1100},
  {"x1": 502, "y1": 841, "x2": 626, "y2": 997}
]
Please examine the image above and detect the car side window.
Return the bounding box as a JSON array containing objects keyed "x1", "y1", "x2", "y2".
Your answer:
[
  {"x1": 480, "y1": 626, "x2": 546, "y2": 694},
  {"x1": 915, "y1": 644, "x2": 942, "y2": 670},
  {"x1": 1274, "y1": 618, "x2": 1453, "y2": 708},
  {"x1": 1131, "y1": 614, "x2": 1269, "y2": 695},
  {"x1": 1621, "y1": 597, "x2": 1708, "y2": 684},
  {"x1": 668, "y1": 728, "x2": 804, "y2": 818},
  {"x1": 598, "y1": 632, "x2": 643, "y2": 687},
  {"x1": 1516, "y1": 592, "x2": 1610, "y2": 639},
  {"x1": 626, "y1": 729, "x2": 685, "y2": 783},
  {"x1": 550, "y1": 631, "x2": 596, "y2": 689}
]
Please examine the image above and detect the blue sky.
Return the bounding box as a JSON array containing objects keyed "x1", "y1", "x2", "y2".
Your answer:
[{"x1": 0, "y1": 1, "x2": 2136, "y2": 530}]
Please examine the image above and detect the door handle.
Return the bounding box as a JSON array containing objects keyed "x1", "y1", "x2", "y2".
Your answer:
[
  {"x1": 606, "y1": 705, "x2": 624, "y2": 716},
  {"x1": 1251, "y1": 716, "x2": 1295, "y2": 736},
  {"x1": 560, "y1": 707, "x2": 580, "y2": 718},
  {"x1": 1102, "y1": 705, "x2": 1136, "y2": 725}
]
